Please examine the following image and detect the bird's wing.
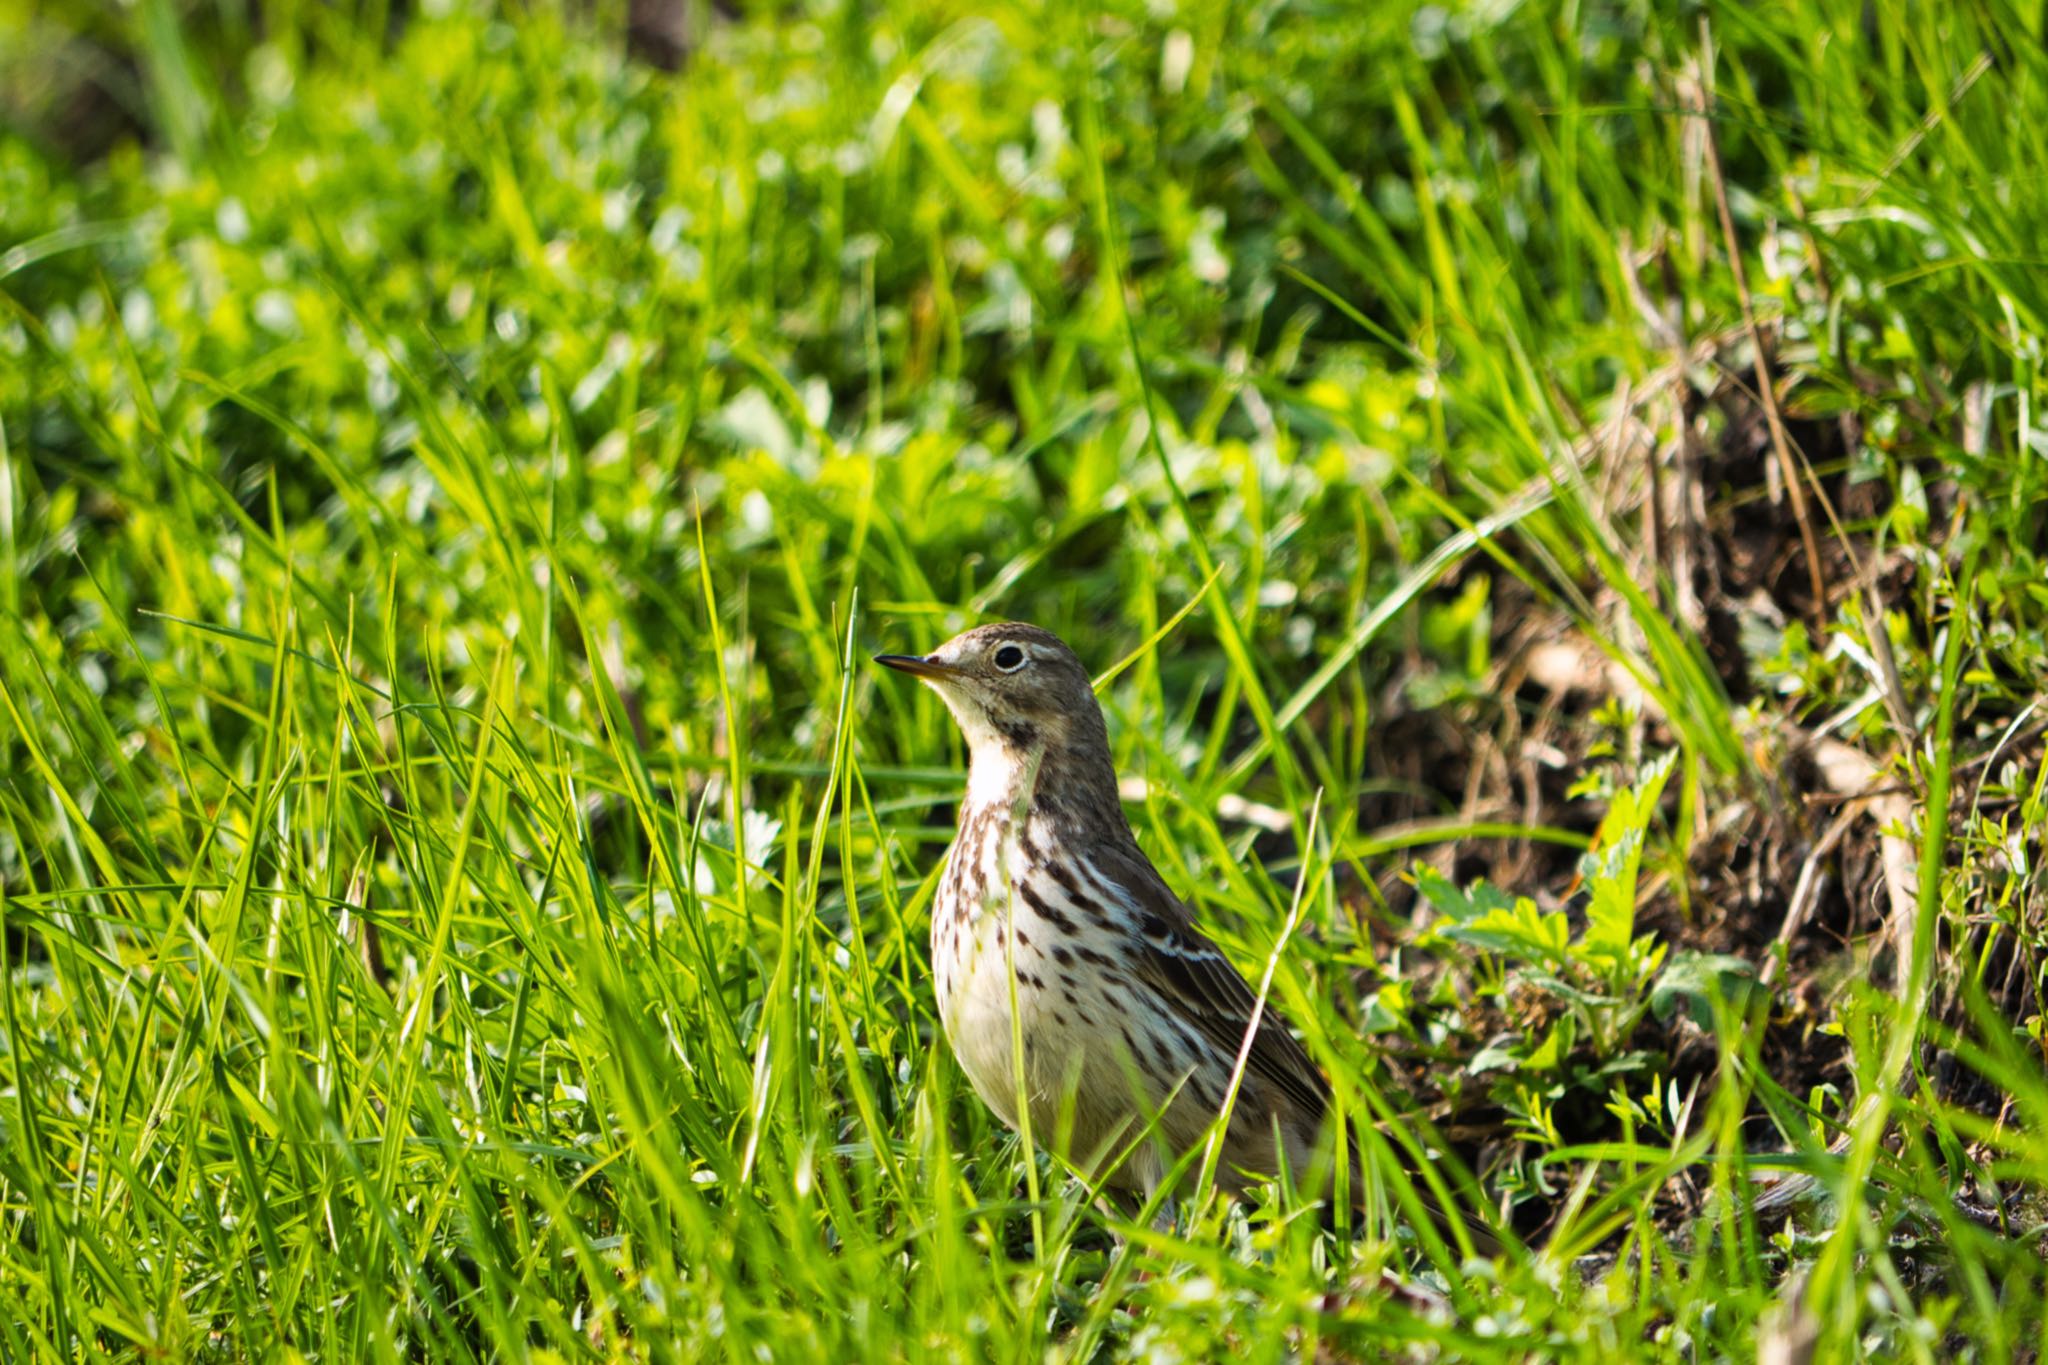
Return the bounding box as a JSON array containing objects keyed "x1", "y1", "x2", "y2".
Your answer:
[
  {"x1": 1085, "y1": 844, "x2": 1502, "y2": 1252},
  {"x1": 1090, "y1": 843, "x2": 1332, "y2": 1125}
]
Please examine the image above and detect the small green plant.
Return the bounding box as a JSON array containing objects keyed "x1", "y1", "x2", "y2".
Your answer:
[{"x1": 1415, "y1": 753, "x2": 1680, "y2": 1119}]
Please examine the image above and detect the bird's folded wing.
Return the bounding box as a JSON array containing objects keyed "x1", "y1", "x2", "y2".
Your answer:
[{"x1": 1097, "y1": 851, "x2": 1333, "y2": 1125}]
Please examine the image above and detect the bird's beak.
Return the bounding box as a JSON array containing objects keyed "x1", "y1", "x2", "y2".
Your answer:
[{"x1": 873, "y1": 653, "x2": 960, "y2": 680}]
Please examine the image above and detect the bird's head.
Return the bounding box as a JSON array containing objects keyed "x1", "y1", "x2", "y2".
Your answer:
[{"x1": 874, "y1": 622, "x2": 1104, "y2": 761}]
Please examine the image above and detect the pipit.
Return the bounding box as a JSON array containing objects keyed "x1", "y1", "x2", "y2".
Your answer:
[{"x1": 877, "y1": 623, "x2": 1490, "y2": 1240}]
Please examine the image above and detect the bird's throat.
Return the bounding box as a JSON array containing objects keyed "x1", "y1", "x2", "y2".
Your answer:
[{"x1": 961, "y1": 738, "x2": 1043, "y2": 826}]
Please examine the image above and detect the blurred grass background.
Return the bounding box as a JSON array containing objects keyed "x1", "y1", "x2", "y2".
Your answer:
[{"x1": 3, "y1": 0, "x2": 2047, "y2": 1358}]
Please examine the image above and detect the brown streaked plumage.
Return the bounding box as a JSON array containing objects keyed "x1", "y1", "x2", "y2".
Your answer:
[{"x1": 875, "y1": 623, "x2": 1401, "y2": 1211}]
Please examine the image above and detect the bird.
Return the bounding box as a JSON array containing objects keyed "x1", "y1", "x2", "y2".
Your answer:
[{"x1": 876, "y1": 622, "x2": 1495, "y2": 1245}]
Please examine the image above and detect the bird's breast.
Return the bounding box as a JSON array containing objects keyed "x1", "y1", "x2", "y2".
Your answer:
[
  {"x1": 931, "y1": 809, "x2": 1029, "y2": 1033},
  {"x1": 933, "y1": 815, "x2": 1068, "y2": 1111},
  {"x1": 930, "y1": 810, "x2": 1168, "y2": 1155}
]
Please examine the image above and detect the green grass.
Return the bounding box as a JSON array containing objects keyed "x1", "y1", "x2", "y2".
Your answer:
[{"x1": 4, "y1": 0, "x2": 2048, "y2": 1358}]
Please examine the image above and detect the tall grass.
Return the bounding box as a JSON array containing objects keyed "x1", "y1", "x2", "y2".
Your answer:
[{"x1": 3, "y1": 0, "x2": 2047, "y2": 1358}]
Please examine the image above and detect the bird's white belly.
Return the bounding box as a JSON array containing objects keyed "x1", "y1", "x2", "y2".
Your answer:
[{"x1": 932, "y1": 825, "x2": 1152, "y2": 1166}]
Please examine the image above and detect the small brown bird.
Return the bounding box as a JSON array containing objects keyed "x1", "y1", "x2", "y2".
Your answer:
[{"x1": 877, "y1": 622, "x2": 1456, "y2": 1223}]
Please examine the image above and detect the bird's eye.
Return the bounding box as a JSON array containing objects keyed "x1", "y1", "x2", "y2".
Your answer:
[{"x1": 993, "y1": 644, "x2": 1027, "y2": 671}]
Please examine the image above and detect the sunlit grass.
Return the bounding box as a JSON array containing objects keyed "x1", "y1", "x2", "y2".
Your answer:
[{"x1": 3, "y1": 0, "x2": 2048, "y2": 1358}]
